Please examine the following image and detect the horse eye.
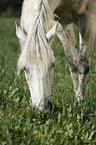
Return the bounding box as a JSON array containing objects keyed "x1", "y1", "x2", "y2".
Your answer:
[
  {"x1": 50, "y1": 62, "x2": 55, "y2": 69},
  {"x1": 24, "y1": 67, "x2": 27, "y2": 71},
  {"x1": 24, "y1": 67, "x2": 29, "y2": 72}
]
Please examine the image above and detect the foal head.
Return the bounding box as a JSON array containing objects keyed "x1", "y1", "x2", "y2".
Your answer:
[{"x1": 16, "y1": 22, "x2": 54, "y2": 111}]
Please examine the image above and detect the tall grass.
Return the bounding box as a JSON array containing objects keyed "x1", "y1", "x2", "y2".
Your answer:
[{"x1": 0, "y1": 18, "x2": 96, "y2": 145}]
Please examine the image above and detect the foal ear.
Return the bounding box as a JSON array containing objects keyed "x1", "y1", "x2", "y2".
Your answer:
[{"x1": 15, "y1": 21, "x2": 27, "y2": 42}]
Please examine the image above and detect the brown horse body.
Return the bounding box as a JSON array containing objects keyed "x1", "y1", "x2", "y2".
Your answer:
[{"x1": 50, "y1": 0, "x2": 96, "y2": 100}]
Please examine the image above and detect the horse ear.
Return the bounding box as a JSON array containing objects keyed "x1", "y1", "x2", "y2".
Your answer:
[
  {"x1": 46, "y1": 21, "x2": 63, "y2": 41},
  {"x1": 15, "y1": 21, "x2": 27, "y2": 42},
  {"x1": 46, "y1": 21, "x2": 58, "y2": 40}
]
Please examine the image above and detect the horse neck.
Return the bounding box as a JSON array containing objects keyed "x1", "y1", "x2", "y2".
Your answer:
[
  {"x1": 18, "y1": 0, "x2": 54, "y2": 73},
  {"x1": 21, "y1": 0, "x2": 53, "y2": 34}
]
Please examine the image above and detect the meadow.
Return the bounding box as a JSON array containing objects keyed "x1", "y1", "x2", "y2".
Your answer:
[{"x1": 0, "y1": 17, "x2": 96, "y2": 145}]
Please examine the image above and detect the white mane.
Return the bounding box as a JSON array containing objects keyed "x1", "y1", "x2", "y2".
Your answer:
[{"x1": 18, "y1": 0, "x2": 54, "y2": 73}]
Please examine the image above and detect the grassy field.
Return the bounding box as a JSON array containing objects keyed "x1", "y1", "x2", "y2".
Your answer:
[{"x1": 0, "y1": 18, "x2": 96, "y2": 145}]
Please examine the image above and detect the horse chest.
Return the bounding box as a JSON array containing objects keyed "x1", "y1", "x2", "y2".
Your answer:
[{"x1": 54, "y1": 0, "x2": 89, "y2": 25}]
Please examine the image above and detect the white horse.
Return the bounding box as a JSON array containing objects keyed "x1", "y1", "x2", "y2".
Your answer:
[{"x1": 16, "y1": 0, "x2": 96, "y2": 111}]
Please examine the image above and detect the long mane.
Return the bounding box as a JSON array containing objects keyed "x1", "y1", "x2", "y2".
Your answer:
[{"x1": 18, "y1": 0, "x2": 54, "y2": 73}]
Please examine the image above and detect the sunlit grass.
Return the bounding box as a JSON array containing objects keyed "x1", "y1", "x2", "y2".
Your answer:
[{"x1": 0, "y1": 18, "x2": 96, "y2": 145}]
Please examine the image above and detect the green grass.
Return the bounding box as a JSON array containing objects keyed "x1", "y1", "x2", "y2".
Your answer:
[{"x1": 0, "y1": 18, "x2": 96, "y2": 145}]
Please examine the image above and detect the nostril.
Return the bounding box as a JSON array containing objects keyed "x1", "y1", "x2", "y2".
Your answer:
[
  {"x1": 47, "y1": 101, "x2": 53, "y2": 109},
  {"x1": 45, "y1": 99, "x2": 53, "y2": 111}
]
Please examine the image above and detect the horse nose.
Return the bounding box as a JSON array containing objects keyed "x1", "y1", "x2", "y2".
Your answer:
[{"x1": 32, "y1": 105, "x2": 44, "y2": 112}]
